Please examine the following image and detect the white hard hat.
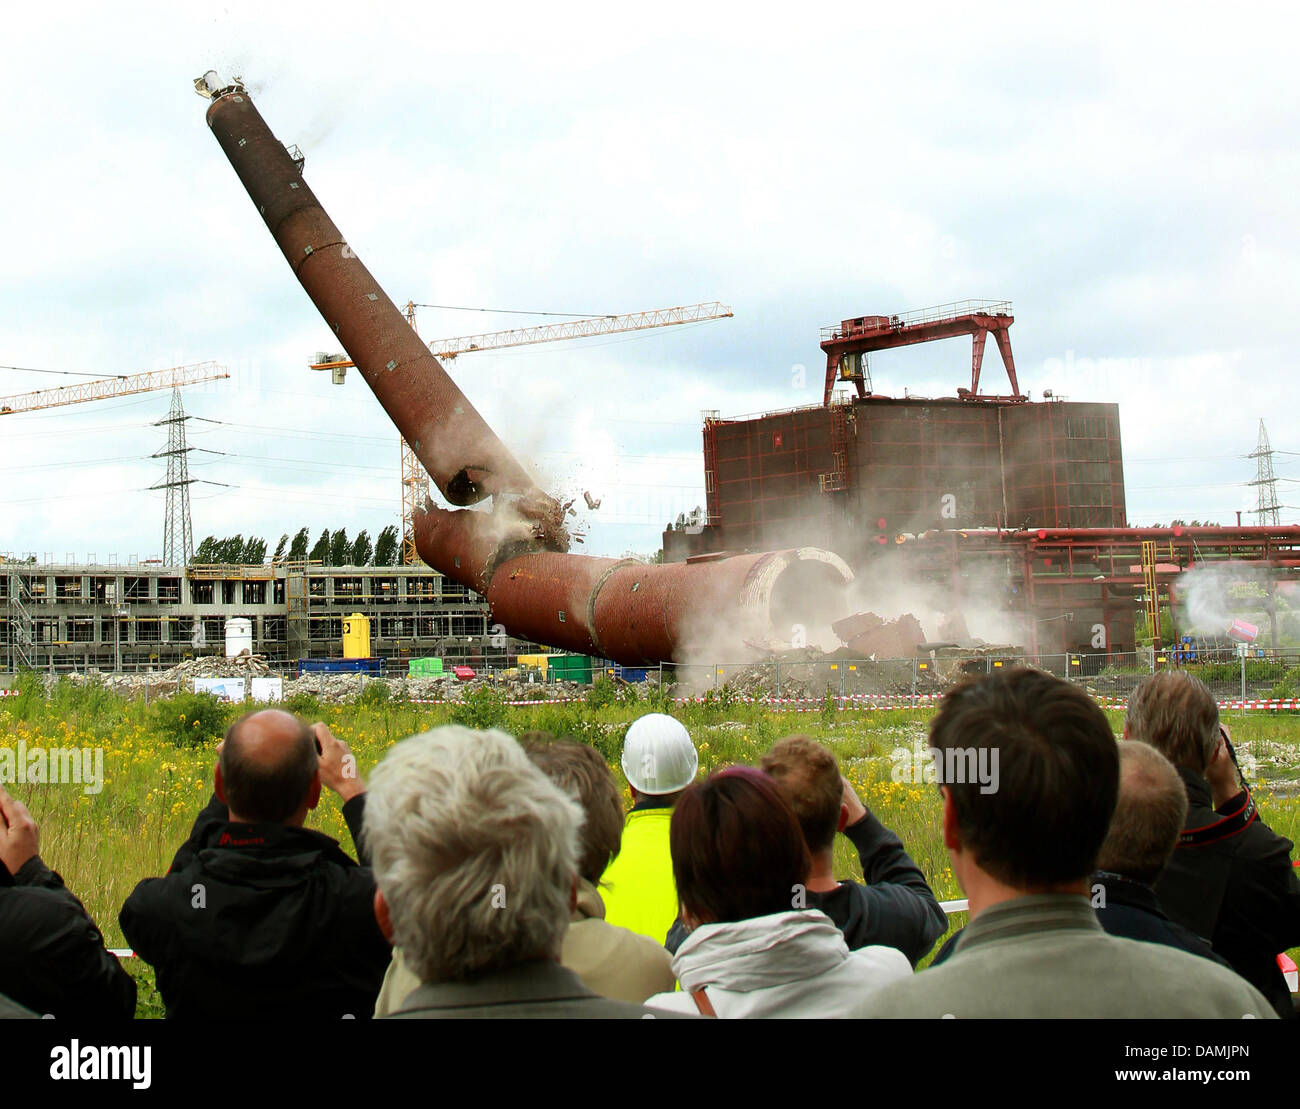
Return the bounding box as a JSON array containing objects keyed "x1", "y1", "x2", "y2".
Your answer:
[{"x1": 621, "y1": 713, "x2": 698, "y2": 795}]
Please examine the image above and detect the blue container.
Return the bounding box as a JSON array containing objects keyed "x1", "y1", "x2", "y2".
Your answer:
[
  {"x1": 297, "y1": 657, "x2": 385, "y2": 676},
  {"x1": 600, "y1": 663, "x2": 649, "y2": 683}
]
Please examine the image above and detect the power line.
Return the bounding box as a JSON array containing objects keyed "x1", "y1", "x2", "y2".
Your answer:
[
  {"x1": 411, "y1": 303, "x2": 615, "y2": 318},
  {"x1": 0, "y1": 486, "x2": 146, "y2": 506},
  {"x1": 1, "y1": 454, "x2": 153, "y2": 474},
  {"x1": 0, "y1": 364, "x2": 129, "y2": 380}
]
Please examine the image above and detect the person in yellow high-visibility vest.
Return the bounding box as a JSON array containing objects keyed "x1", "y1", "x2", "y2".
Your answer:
[{"x1": 601, "y1": 714, "x2": 698, "y2": 946}]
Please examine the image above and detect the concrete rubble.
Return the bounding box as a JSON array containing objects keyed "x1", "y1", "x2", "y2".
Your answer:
[
  {"x1": 831, "y1": 611, "x2": 928, "y2": 659},
  {"x1": 718, "y1": 648, "x2": 942, "y2": 700},
  {"x1": 44, "y1": 655, "x2": 589, "y2": 705}
]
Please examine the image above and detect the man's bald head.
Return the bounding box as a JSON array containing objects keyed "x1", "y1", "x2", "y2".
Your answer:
[{"x1": 219, "y1": 710, "x2": 319, "y2": 824}]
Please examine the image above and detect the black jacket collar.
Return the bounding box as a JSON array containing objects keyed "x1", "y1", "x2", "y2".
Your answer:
[
  {"x1": 197, "y1": 819, "x2": 358, "y2": 870},
  {"x1": 1177, "y1": 765, "x2": 1214, "y2": 810},
  {"x1": 1091, "y1": 871, "x2": 1168, "y2": 919}
]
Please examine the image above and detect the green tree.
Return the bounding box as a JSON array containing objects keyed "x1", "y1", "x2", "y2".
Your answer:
[
  {"x1": 217, "y1": 535, "x2": 244, "y2": 563},
  {"x1": 288, "y1": 527, "x2": 310, "y2": 561},
  {"x1": 241, "y1": 536, "x2": 268, "y2": 564},
  {"x1": 373, "y1": 525, "x2": 400, "y2": 566},
  {"x1": 329, "y1": 528, "x2": 350, "y2": 566},
  {"x1": 193, "y1": 536, "x2": 219, "y2": 564},
  {"x1": 351, "y1": 530, "x2": 373, "y2": 566},
  {"x1": 309, "y1": 529, "x2": 331, "y2": 563},
  {"x1": 271, "y1": 533, "x2": 288, "y2": 562}
]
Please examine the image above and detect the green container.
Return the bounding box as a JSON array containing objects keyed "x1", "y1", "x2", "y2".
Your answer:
[
  {"x1": 408, "y1": 657, "x2": 444, "y2": 677},
  {"x1": 547, "y1": 654, "x2": 593, "y2": 684}
]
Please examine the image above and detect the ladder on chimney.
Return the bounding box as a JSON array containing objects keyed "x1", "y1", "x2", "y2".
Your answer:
[{"x1": 819, "y1": 403, "x2": 850, "y2": 493}]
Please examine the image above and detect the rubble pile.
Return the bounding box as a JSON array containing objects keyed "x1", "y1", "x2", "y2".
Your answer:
[
  {"x1": 280, "y1": 672, "x2": 589, "y2": 704},
  {"x1": 928, "y1": 643, "x2": 1025, "y2": 680},
  {"x1": 51, "y1": 654, "x2": 275, "y2": 699},
  {"x1": 831, "y1": 612, "x2": 928, "y2": 659},
  {"x1": 40, "y1": 657, "x2": 592, "y2": 706},
  {"x1": 727, "y1": 649, "x2": 825, "y2": 700}
]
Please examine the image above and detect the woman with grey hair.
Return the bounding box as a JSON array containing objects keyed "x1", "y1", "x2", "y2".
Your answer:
[{"x1": 364, "y1": 726, "x2": 665, "y2": 1019}]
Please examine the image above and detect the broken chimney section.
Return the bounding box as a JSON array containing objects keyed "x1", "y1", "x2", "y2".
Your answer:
[
  {"x1": 203, "y1": 81, "x2": 550, "y2": 519},
  {"x1": 200, "y1": 76, "x2": 857, "y2": 665}
]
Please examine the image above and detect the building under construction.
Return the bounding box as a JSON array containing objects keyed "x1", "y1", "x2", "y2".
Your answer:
[
  {"x1": 665, "y1": 301, "x2": 1300, "y2": 657},
  {"x1": 0, "y1": 560, "x2": 526, "y2": 675}
]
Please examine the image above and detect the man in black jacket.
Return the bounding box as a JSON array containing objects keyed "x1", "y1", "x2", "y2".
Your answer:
[
  {"x1": 1125, "y1": 672, "x2": 1300, "y2": 1019},
  {"x1": 1091, "y1": 740, "x2": 1232, "y2": 969},
  {"x1": 119, "y1": 710, "x2": 390, "y2": 1019},
  {"x1": 760, "y1": 734, "x2": 947, "y2": 964},
  {"x1": 0, "y1": 786, "x2": 136, "y2": 1018}
]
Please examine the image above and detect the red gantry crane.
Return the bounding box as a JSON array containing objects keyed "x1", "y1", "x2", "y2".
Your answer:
[{"x1": 820, "y1": 299, "x2": 1019, "y2": 405}]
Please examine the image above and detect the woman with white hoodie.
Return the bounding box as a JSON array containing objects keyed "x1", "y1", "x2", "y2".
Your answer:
[{"x1": 644, "y1": 766, "x2": 913, "y2": 1018}]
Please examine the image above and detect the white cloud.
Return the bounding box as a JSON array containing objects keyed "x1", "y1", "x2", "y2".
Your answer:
[{"x1": 2, "y1": 1, "x2": 1298, "y2": 564}]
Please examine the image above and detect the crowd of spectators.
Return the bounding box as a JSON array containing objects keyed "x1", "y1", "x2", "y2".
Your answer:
[{"x1": 1, "y1": 666, "x2": 1296, "y2": 1019}]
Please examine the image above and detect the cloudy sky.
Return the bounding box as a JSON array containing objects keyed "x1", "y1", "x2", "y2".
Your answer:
[{"x1": 2, "y1": 2, "x2": 1297, "y2": 564}]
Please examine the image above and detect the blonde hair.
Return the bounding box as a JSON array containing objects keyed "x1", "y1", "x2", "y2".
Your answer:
[{"x1": 1097, "y1": 741, "x2": 1188, "y2": 883}]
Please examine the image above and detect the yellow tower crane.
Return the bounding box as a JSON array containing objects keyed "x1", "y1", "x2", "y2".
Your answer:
[
  {"x1": 0, "y1": 361, "x2": 229, "y2": 415},
  {"x1": 309, "y1": 301, "x2": 733, "y2": 564}
]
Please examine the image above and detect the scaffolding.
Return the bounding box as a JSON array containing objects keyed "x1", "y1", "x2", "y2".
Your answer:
[
  {"x1": 0, "y1": 560, "x2": 546, "y2": 674},
  {"x1": 6, "y1": 569, "x2": 35, "y2": 671}
]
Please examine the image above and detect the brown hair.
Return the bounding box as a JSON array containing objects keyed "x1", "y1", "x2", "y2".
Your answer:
[
  {"x1": 670, "y1": 767, "x2": 811, "y2": 925},
  {"x1": 931, "y1": 668, "x2": 1119, "y2": 889},
  {"x1": 761, "y1": 735, "x2": 842, "y2": 852},
  {"x1": 521, "y1": 736, "x2": 624, "y2": 885},
  {"x1": 1123, "y1": 672, "x2": 1219, "y2": 773},
  {"x1": 1096, "y1": 741, "x2": 1188, "y2": 884}
]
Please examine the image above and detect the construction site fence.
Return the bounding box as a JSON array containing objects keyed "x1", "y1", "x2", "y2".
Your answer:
[
  {"x1": 277, "y1": 648, "x2": 1300, "y2": 714},
  {"x1": 642, "y1": 650, "x2": 1300, "y2": 715},
  {"x1": 6, "y1": 647, "x2": 1300, "y2": 714}
]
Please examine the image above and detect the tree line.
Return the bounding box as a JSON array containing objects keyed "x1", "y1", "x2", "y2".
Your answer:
[{"x1": 191, "y1": 525, "x2": 402, "y2": 566}]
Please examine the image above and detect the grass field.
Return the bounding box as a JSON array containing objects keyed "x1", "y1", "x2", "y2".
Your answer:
[{"x1": 2, "y1": 675, "x2": 1298, "y2": 1018}]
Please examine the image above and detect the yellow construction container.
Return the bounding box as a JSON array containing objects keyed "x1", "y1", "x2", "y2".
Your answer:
[
  {"x1": 342, "y1": 612, "x2": 371, "y2": 659},
  {"x1": 517, "y1": 653, "x2": 549, "y2": 674}
]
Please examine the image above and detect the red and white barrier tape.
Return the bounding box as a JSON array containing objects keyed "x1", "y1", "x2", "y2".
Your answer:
[
  {"x1": 1097, "y1": 695, "x2": 1300, "y2": 711},
  {"x1": 403, "y1": 692, "x2": 1300, "y2": 711}
]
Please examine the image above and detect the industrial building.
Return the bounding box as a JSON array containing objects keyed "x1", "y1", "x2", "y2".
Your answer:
[
  {"x1": 10, "y1": 297, "x2": 1300, "y2": 674},
  {"x1": 0, "y1": 559, "x2": 533, "y2": 676},
  {"x1": 665, "y1": 301, "x2": 1300, "y2": 658}
]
